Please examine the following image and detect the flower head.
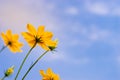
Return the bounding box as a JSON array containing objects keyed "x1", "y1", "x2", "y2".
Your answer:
[
  {"x1": 22, "y1": 24, "x2": 55, "y2": 50},
  {"x1": 48, "y1": 39, "x2": 58, "y2": 51},
  {"x1": 40, "y1": 68, "x2": 60, "y2": 80},
  {"x1": 1, "y1": 30, "x2": 23, "y2": 53},
  {"x1": 5, "y1": 65, "x2": 14, "y2": 77}
]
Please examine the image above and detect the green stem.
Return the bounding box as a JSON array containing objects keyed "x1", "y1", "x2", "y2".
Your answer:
[
  {"x1": 1, "y1": 76, "x2": 6, "y2": 80},
  {"x1": 22, "y1": 50, "x2": 49, "y2": 80},
  {"x1": 14, "y1": 43, "x2": 37, "y2": 80},
  {"x1": 0, "y1": 46, "x2": 7, "y2": 53}
]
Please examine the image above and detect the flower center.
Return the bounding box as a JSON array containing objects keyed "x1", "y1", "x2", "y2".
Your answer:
[
  {"x1": 49, "y1": 77, "x2": 54, "y2": 80},
  {"x1": 35, "y1": 36, "x2": 42, "y2": 43},
  {"x1": 8, "y1": 41, "x2": 12, "y2": 46}
]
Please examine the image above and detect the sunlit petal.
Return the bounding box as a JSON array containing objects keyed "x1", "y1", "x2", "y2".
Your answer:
[
  {"x1": 37, "y1": 26, "x2": 45, "y2": 36},
  {"x1": 27, "y1": 24, "x2": 37, "y2": 35},
  {"x1": 38, "y1": 43, "x2": 50, "y2": 50},
  {"x1": 42, "y1": 32, "x2": 53, "y2": 39}
]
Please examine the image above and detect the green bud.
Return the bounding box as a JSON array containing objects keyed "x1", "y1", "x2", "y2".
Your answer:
[{"x1": 5, "y1": 65, "x2": 14, "y2": 77}]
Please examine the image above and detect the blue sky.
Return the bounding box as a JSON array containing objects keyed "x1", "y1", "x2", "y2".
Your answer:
[{"x1": 0, "y1": 0, "x2": 120, "y2": 80}]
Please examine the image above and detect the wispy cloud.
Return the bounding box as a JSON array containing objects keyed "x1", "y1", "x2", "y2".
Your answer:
[
  {"x1": 85, "y1": 2, "x2": 109, "y2": 15},
  {"x1": 68, "y1": 24, "x2": 111, "y2": 47},
  {"x1": 0, "y1": 0, "x2": 60, "y2": 33},
  {"x1": 112, "y1": 6, "x2": 120, "y2": 16},
  {"x1": 86, "y1": 26, "x2": 110, "y2": 41},
  {"x1": 84, "y1": 1, "x2": 120, "y2": 16},
  {"x1": 43, "y1": 51, "x2": 90, "y2": 65},
  {"x1": 65, "y1": 6, "x2": 79, "y2": 15},
  {"x1": 116, "y1": 56, "x2": 120, "y2": 64}
]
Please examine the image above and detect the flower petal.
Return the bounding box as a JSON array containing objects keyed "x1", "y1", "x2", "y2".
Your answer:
[
  {"x1": 54, "y1": 74, "x2": 60, "y2": 80},
  {"x1": 8, "y1": 45, "x2": 20, "y2": 53},
  {"x1": 12, "y1": 34, "x2": 19, "y2": 41},
  {"x1": 22, "y1": 32, "x2": 34, "y2": 40},
  {"x1": 1, "y1": 33, "x2": 9, "y2": 43},
  {"x1": 47, "y1": 68, "x2": 53, "y2": 75},
  {"x1": 37, "y1": 26, "x2": 45, "y2": 36},
  {"x1": 40, "y1": 70, "x2": 45, "y2": 77},
  {"x1": 42, "y1": 32, "x2": 53, "y2": 39},
  {"x1": 6, "y1": 30, "x2": 12, "y2": 40},
  {"x1": 38, "y1": 43, "x2": 50, "y2": 50},
  {"x1": 22, "y1": 32, "x2": 36, "y2": 47},
  {"x1": 27, "y1": 24, "x2": 37, "y2": 35}
]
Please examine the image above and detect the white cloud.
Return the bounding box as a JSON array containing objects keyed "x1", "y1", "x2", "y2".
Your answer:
[
  {"x1": 116, "y1": 56, "x2": 120, "y2": 64},
  {"x1": 43, "y1": 51, "x2": 90, "y2": 65},
  {"x1": 85, "y1": 2, "x2": 109, "y2": 15},
  {"x1": 71, "y1": 57, "x2": 90, "y2": 65},
  {"x1": 84, "y1": 1, "x2": 120, "y2": 16},
  {"x1": 0, "y1": 0, "x2": 60, "y2": 33},
  {"x1": 45, "y1": 52, "x2": 66, "y2": 61},
  {"x1": 112, "y1": 7, "x2": 120, "y2": 16},
  {"x1": 87, "y1": 26, "x2": 110, "y2": 41},
  {"x1": 65, "y1": 6, "x2": 79, "y2": 15},
  {"x1": 69, "y1": 24, "x2": 111, "y2": 47}
]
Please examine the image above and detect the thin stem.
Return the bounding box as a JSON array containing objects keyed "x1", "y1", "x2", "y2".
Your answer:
[
  {"x1": 14, "y1": 43, "x2": 37, "y2": 80},
  {"x1": 1, "y1": 76, "x2": 6, "y2": 80},
  {"x1": 22, "y1": 50, "x2": 49, "y2": 80},
  {"x1": 0, "y1": 46, "x2": 7, "y2": 53}
]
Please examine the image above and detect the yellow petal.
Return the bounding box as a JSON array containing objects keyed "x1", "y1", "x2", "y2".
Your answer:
[
  {"x1": 47, "y1": 68, "x2": 53, "y2": 75},
  {"x1": 8, "y1": 45, "x2": 19, "y2": 53},
  {"x1": 38, "y1": 43, "x2": 50, "y2": 50},
  {"x1": 22, "y1": 32, "x2": 35, "y2": 42},
  {"x1": 45, "y1": 40, "x2": 56, "y2": 46},
  {"x1": 12, "y1": 34, "x2": 19, "y2": 41},
  {"x1": 16, "y1": 42, "x2": 23, "y2": 47},
  {"x1": 1, "y1": 31, "x2": 12, "y2": 45},
  {"x1": 1, "y1": 33, "x2": 9, "y2": 43},
  {"x1": 42, "y1": 32, "x2": 53, "y2": 39},
  {"x1": 6, "y1": 30, "x2": 12, "y2": 40},
  {"x1": 27, "y1": 40, "x2": 36, "y2": 47},
  {"x1": 50, "y1": 39, "x2": 58, "y2": 47},
  {"x1": 55, "y1": 74, "x2": 60, "y2": 80},
  {"x1": 27, "y1": 24, "x2": 37, "y2": 35},
  {"x1": 37, "y1": 26, "x2": 45, "y2": 36},
  {"x1": 22, "y1": 32, "x2": 35, "y2": 40},
  {"x1": 40, "y1": 70, "x2": 45, "y2": 77}
]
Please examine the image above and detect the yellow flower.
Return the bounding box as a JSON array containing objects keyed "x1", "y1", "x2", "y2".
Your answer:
[
  {"x1": 1, "y1": 30, "x2": 23, "y2": 53},
  {"x1": 40, "y1": 68, "x2": 60, "y2": 80},
  {"x1": 48, "y1": 39, "x2": 58, "y2": 51},
  {"x1": 22, "y1": 24, "x2": 54, "y2": 50},
  {"x1": 5, "y1": 66, "x2": 14, "y2": 77}
]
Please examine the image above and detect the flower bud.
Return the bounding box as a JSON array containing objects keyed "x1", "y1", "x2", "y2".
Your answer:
[
  {"x1": 48, "y1": 39, "x2": 58, "y2": 51},
  {"x1": 5, "y1": 65, "x2": 14, "y2": 77}
]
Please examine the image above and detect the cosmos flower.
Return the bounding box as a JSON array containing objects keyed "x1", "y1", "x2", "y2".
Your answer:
[
  {"x1": 1, "y1": 30, "x2": 23, "y2": 53},
  {"x1": 22, "y1": 24, "x2": 55, "y2": 50},
  {"x1": 40, "y1": 68, "x2": 60, "y2": 80}
]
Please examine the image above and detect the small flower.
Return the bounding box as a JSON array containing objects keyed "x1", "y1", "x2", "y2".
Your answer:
[
  {"x1": 40, "y1": 68, "x2": 60, "y2": 80},
  {"x1": 1, "y1": 30, "x2": 23, "y2": 53},
  {"x1": 22, "y1": 24, "x2": 55, "y2": 50},
  {"x1": 5, "y1": 66, "x2": 14, "y2": 77},
  {"x1": 48, "y1": 39, "x2": 58, "y2": 51}
]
